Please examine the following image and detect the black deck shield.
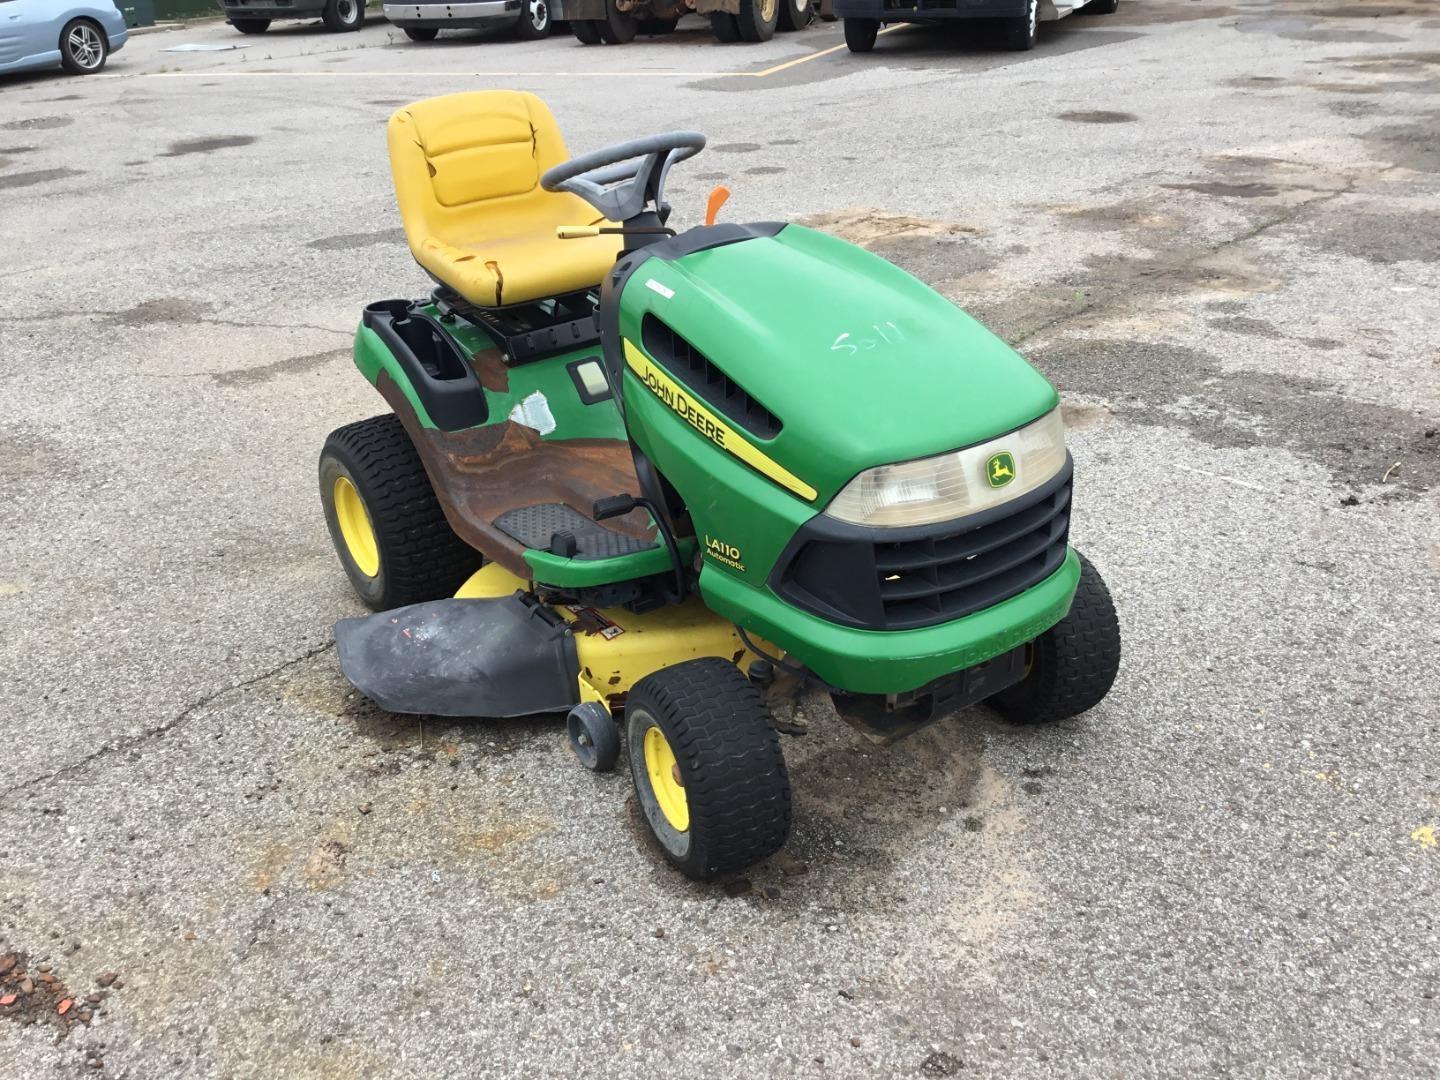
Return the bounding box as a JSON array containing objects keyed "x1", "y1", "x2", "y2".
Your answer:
[{"x1": 335, "y1": 596, "x2": 580, "y2": 717}]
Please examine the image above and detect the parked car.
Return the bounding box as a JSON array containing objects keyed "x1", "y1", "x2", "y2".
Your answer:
[
  {"x1": 382, "y1": 0, "x2": 566, "y2": 42},
  {"x1": 215, "y1": 0, "x2": 365, "y2": 34},
  {"x1": 835, "y1": 0, "x2": 1116, "y2": 53},
  {"x1": 0, "y1": 0, "x2": 127, "y2": 76}
]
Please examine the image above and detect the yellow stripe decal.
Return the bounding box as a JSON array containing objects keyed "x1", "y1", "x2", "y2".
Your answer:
[{"x1": 623, "y1": 340, "x2": 817, "y2": 502}]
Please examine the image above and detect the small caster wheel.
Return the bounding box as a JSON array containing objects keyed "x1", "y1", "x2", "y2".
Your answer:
[{"x1": 568, "y1": 701, "x2": 620, "y2": 772}]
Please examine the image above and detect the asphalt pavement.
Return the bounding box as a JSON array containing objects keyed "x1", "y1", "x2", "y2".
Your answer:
[{"x1": 1, "y1": 1, "x2": 1437, "y2": 1077}]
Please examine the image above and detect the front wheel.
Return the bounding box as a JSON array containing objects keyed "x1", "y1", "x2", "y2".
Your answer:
[
  {"x1": 988, "y1": 552, "x2": 1121, "y2": 725},
  {"x1": 626, "y1": 658, "x2": 792, "y2": 881},
  {"x1": 58, "y1": 19, "x2": 108, "y2": 74},
  {"x1": 515, "y1": 0, "x2": 551, "y2": 38},
  {"x1": 231, "y1": 17, "x2": 271, "y2": 32},
  {"x1": 321, "y1": 0, "x2": 365, "y2": 31},
  {"x1": 402, "y1": 25, "x2": 439, "y2": 39},
  {"x1": 843, "y1": 15, "x2": 877, "y2": 51},
  {"x1": 1003, "y1": 0, "x2": 1038, "y2": 50}
]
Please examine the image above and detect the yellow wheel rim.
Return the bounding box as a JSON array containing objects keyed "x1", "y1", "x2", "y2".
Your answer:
[
  {"x1": 333, "y1": 475, "x2": 380, "y2": 578},
  {"x1": 760, "y1": 0, "x2": 777, "y2": 20},
  {"x1": 643, "y1": 725, "x2": 689, "y2": 833}
]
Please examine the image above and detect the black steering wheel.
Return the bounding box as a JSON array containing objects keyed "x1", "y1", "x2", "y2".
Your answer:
[{"x1": 541, "y1": 131, "x2": 705, "y2": 224}]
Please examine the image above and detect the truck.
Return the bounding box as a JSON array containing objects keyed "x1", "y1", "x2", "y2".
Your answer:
[
  {"x1": 835, "y1": 0, "x2": 1117, "y2": 53},
  {"x1": 566, "y1": 0, "x2": 812, "y2": 44}
]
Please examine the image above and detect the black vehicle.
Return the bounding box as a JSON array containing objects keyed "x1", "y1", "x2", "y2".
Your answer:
[
  {"x1": 834, "y1": 0, "x2": 1117, "y2": 53},
  {"x1": 217, "y1": 0, "x2": 365, "y2": 34}
]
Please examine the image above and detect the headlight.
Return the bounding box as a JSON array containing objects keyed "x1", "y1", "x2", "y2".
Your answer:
[{"x1": 824, "y1": 407, "x2": 1067, "y2": 527}]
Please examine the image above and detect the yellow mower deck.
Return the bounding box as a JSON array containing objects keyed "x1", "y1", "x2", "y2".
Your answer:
[{"x1": 455, "y1": 563, "x2": 771, "y2": 712}]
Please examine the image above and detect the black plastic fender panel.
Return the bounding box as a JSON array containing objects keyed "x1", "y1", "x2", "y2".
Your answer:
[{"x1": 335, "y1": 596, "x2": 580, "y2": 717}]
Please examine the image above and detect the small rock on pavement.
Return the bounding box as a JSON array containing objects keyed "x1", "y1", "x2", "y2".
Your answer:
[
  {"x1": 0, "y1": 954, "x2": 16, "y2": 976},
  {"x1": 850, "y1": 1037, "x2": 862, "y2": 1047},
  {"x1": 36, "y1": 963, "x2": 51, "y2": 973},
  {"x1": 0, "y1": 994, "x2": 16, "y2": 1006},
  {"x1": 652, "y1": 928, "x2": 666, "y2": 939},
  {"x1": 723, "y1": 878, "x2": 752, "y2": 898},
  {"x1": 96, "y1": 973, "x2": 118, "y2": 988},
  {"x1": 771, "y1": 852, "x2": 809, "y2": 876},
  {"x1": 19, "y1": 977, "x2": 34, "y2": 995},
  {"x1": 86, "y1": 1058, "x2": 103, "y2": 1069}
]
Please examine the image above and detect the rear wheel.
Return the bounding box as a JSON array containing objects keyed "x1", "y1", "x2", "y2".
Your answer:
[
  {"x1": 776, "y1": 0, "x2": 810, "y2": 31},
  {"x1": 571, "y1": 17, "x2": 603, "y2": 41},
  {"x1": 231, "y1": 17, "x2": 271, "y2": 32},
  {"x1": 626, "y1": 658, "x2": 792, "y2": 881},
  {"x1": 735, "y1": 0, "x2": 778, "y2": 40},
  {"x1": 843, "y1": 15, "x2": 877, "y2": 51},
  {"x1": 710, "y1": 10, "x2": 741, "y2": 40},
  {"x1": 319, "y1": 414, "x2": 483, "y2": 611},
  {"x1": 988, "y1": 552, "x2": 1121, "y2": 725},
  {"x1": 1003, "y1": 0, "x2": 1038, "y2": 50},
  {"x1": 321, "y1": 0, "x2": 365, "y2": 31},
  {"x1": 515, "y1": 0, "x2": 551, "y2": 38},
  {"x1": 58, "y1": 19, "x2": 107, "y2": 74},
  {"x1": 402, "y1": 25, "x2": 438, "y2": 39},
  {"x1": 598, "y1": 0, "x2": 638, "y2": 41}
]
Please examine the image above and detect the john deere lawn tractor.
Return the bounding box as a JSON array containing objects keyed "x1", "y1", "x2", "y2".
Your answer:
[{"x1": 319, "y1": 90, "x2": 1121, "y2": 881}]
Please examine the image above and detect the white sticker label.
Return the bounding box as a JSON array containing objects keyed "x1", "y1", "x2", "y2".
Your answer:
[
  {"x1": 508, "y1": 391, "x2": 556, "y2": 435},
  {"x1": 645, "y1": 279, "x2": 675, "y2": 300}
]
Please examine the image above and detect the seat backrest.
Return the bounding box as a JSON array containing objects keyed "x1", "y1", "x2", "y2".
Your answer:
[{"x1": 388, "y1": 91, "x2": 573, "y2": 250}]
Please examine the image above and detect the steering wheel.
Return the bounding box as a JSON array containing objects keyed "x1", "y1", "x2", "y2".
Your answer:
[{"x1": 541, "y1": 132, "x2": 705, "y2": 225}]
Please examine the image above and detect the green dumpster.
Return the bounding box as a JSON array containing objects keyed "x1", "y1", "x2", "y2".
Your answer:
[{"x1": 118, "y1": 0, "x2": 157, "y2": 26}]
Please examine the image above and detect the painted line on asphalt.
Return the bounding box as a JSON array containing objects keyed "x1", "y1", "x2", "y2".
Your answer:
[{"x1": 747, "y1": 24, "x2": 906, "y2": 76}]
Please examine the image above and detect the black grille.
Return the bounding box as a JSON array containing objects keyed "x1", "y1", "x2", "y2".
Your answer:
[
  {"x1": 641, "y1": 315, "x2": 781, "y2": 439},
  {"x1": 773, "y1": 459, "x2": 1072, "y2": 631}
]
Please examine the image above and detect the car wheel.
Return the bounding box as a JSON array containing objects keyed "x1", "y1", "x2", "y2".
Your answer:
[
  {"x1": 571, "y1": 18, "x2": 603, "y2": 41},
  {"x1": 776, "y1": 0, "x2": 811, "y2": 31},
  {"x1": 1080, "y1": 0, "x2": 1118, "y2": 11},
  {"x1": 735, "y1": 0, "x2": 777, "y2": 41},
  {"x1": 402, "y1": 25, "x2": 438, "y2": 39},
  {"x1": 58, "y1": 18, "x2": 108, "y2": 74},
  {"x1": 1003, "y1": 0, "x2": 1038, "y2": 50},
  {"x1": 842, "y1": 15, "x2": 877, "y2": 51},
  {"x1": 230, "y1": 18, "x2": 272, "y2": 32},
  {"x1": 515, "y1": 0, "x2": 551, "y2": 38},
  {"x1": 321, "y1": 0, "x2": 365, "y2": 32}
]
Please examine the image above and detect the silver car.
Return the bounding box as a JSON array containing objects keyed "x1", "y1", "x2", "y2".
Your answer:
[{"x1": 0, "y1": 0, "x2": 128, "y2": 76}]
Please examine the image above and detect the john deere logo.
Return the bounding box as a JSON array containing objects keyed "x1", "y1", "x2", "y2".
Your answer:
[{"x1": 986, "y1": 451, "x2": 1016, "y2": 489}]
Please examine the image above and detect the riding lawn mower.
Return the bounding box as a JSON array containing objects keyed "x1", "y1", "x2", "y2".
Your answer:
[{"x1": 319, "y1": 90, "x2": 1121, "y2": 881}]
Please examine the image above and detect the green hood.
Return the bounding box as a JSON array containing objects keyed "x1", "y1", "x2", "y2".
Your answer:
[{"x1": 624, "y1": 223, "x2": 1059, "y2": 504}]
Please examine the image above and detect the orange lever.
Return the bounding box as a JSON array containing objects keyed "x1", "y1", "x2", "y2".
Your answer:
[{"x1": 705, "y1": 185, "x2": 731, "y2": 227}]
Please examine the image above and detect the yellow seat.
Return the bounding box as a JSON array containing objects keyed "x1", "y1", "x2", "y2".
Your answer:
[{"x1": 387, "y1": 91, "x2": 622, "y2": 309}]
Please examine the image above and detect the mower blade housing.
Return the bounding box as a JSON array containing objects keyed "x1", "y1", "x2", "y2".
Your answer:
[{"x1": 335, "y1": 596, "x2": 580, "y2": 717}]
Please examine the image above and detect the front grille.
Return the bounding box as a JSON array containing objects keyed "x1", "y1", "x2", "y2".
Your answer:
[{"x1": 773, "y1": 459, "x2": 1072, "y2": 631}]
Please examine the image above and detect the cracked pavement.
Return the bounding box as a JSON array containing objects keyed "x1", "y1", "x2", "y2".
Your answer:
[{"x1": 1, "y1": 1, "x2": 1438, "y2": 1077}]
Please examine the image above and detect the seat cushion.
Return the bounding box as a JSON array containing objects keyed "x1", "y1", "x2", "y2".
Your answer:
[{"x1": 389, "y1": 91, "x2": 622, "y2": 308}]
